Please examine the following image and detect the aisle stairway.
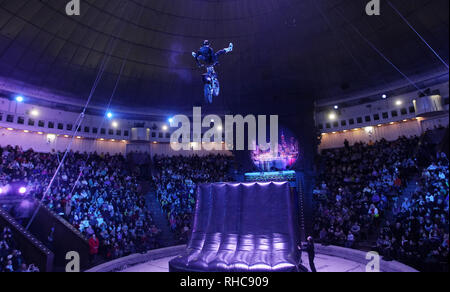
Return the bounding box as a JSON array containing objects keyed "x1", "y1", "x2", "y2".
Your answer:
[{"x1": 141, "y1": 182, "x2": 179, "y2": 247}]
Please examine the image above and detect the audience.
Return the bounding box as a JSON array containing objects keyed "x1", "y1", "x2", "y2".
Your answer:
[
  {"x1": 0, "y1": 227, "x2": 39, "y2": 272},
  {"x1": 313, "y1": 134, "x2": 449, "y2": 271},
  {"x1": 152, "y1": 154, "x2": 234, "y2": 242},
  {"x1": 376, "y1": 153, "x2": 449, "y2": 271},
  {"x1": 0, "y1": 146, "x2": 161, "y2": 261}
]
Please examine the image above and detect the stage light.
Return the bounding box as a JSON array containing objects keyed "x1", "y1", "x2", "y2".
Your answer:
[
  {"x1": 0, "y1": 185, "x2": 10, "y2": 196},
  {"x1": 162, "y1": 125, "x2": 168, "y2": 131},
  {"x1": 395, "y1": 100, "x2": 403, "y2": 106},
  {"x1": 37, "y1": 132, "x2": 43, "y2": 135},
  {"x1": 15, "y1": 96, "x2": 24, "y2": 103},
  {"x1": 364, "y1": 126, "x2": 374, "y2": 133},
  {"x1": 18, "y1": 187, "x2": 27, "y2": 195},
  {"x1": 106, "y1": 112, "x2": 113, "y2": 119},
  {"x1": 153, "y1": 141, "x2": 158, "y2": 144},
  {"x1": 23, "y1": 130, "x2": 30, "y2": 133},
  {"x1": 64, "y1": 135, "x2": 70, "y2": 138},
  {"x1": 112, "y1": 121, "x2": 119, "y2": 128},
  {"x1": 334, "y1": 105, "x2": 339, "y2": 110},
  {"x1": 7, "y1": 128, "x2": 14, "y2": 131},
  {"x1": 382, "y1": 94, "x2": 387, "y2": 99},
  {"x1": 76, "y1": 136, "x2": 82, "y2": 139},
  {"x1": 328, "y1": 112, "x2": 337, "y2": 121},
  {"x1": 30, "y1": 109, "x2": 39, "y2": 117},
  {"x1": 168, "y1": 118, "x2": 174, "y2": 123}
]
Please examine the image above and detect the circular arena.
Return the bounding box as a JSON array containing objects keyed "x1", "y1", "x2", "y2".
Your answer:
[{"x1": 0, "y1": 0, "x2": 448, "y2": 278}]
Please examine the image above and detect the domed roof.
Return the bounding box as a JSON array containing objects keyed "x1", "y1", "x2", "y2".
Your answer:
[{"x1": 0, "y1": 0, "x2": 448, "y2": 114}]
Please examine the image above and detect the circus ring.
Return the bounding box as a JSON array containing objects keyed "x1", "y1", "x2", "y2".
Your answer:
[{"x1": 86, "y1": 244, "x2": 418, "y2": 273}]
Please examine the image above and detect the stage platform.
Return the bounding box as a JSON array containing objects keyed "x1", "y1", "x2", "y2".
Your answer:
[
  {"x1": 86, "y1": 244, "x2": 418, "y2": 272},
  {"x1": 121, "y1": 253, "x2": 364, "y2": 272}
]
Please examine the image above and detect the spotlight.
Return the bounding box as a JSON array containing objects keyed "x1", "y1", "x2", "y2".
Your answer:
[
  {"x1": 18, "y1": 187, "x2": 27, "y2": 195},
  {"x1": 30, "y1": 109, "x2": 39, "y2": 117},
  {"x1": 0, "y1": 187, "x2": 3, "y2": 195},
  {"x1": 112, "y1": 121, "x2": 119, "y2": 128},
  {"x1": 15, "y1": 96, "x2": 24, "y2": 103},
  {"x1": 106, "y1": 112, "x2": 113, "y2": 119},
  {"x1": 328, "y1": 112, "x2": 337, "y2": 121},
  {"x1": 395, "y1": 100, "x2": 403, "y2": 106},
  {"x1": 162, "y1": 125, "x2": 168, "y2": 131},
  {"x1": 334, "y1": 105, "x2": 339, "y2": 110},
  {"x1": 168, "y1": 118, "x2": 174, "y2": 123},
  {"x1": 382, "y1": 94, "x2": 387, "y2": 99}
]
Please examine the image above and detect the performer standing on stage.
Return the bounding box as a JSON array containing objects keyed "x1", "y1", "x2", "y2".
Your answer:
[{"x1": 298, "y1": 236, "x2": 317, "y2": 272}]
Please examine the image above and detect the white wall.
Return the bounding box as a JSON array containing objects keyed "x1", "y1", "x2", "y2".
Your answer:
[
  {"x1": 126, "y1": 142, "x2": 232, "y2": 157},
  {"x1": 0, "y1": 128, "x2": 126, "y2": 155},
  {"x1": 319, "y1": 115, "x2": 448, "y2": 151}
]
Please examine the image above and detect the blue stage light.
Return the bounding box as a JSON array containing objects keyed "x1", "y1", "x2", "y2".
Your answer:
[
  {"x1": 106, "y1": 112, "x2": 113, "y2": 119},
  {"x1": 168, "y1": 118, "x2": 174, "y2": 123},
  {"x1": 18, "y1": 187, "x2": 27, "y2": 195},
  {"x1": 15, "y1": 96, "x2": 24, "y2": 103}
]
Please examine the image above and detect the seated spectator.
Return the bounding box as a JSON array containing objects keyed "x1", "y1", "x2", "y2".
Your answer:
[{"x1": 0, "y1": 227, "x2": 39, "y2": 272}]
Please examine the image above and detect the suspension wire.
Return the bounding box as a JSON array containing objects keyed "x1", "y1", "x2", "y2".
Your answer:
[
  {"x1": 25, "y1": 1, "x2": 132, "y2": 230},
  {"x1": 312, "y1": 0, "x2": 366, "y2": 73},
  {"x1": 66, "y1": 54, "x2": 129, "y2": 201},
  {"x1": 334, "y1": 7, "x2": 426, "y2": 96},
  {"x1": 387, "y1": 0, "x2": 449, "y2": 70},
  {"x1": 312, "y1": 0, "x2": 394, "y2": 96},
  {"x1": 66, "y1": 1, "x2": 148, "y2": 202}
]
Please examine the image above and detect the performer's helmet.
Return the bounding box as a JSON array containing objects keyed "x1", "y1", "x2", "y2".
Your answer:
[{"x1": 203, "y1": 40, "x2": 210, "y2": 46}]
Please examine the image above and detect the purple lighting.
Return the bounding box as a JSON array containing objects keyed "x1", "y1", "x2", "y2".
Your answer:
[{"x1": 18, "y1": 187, "x2": 27, "y2": 194}]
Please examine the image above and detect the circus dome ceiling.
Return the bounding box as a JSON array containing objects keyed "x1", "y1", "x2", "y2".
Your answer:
[{"x1": 0, "y1": 0, "x2": 448, "y2": 114}]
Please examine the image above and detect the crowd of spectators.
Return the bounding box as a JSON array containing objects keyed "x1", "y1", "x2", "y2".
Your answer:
[
  {"x1": 0, "y1": 145, "x2": 160, "y2": 261},
  {"x1": 0, "y1": 227, "x2": 39, "y2": 272},
  {"x1": 313, "y1": 134, "x2": 449, "y2": 271},
  {"x1": 313, "y1": 136, "x2": 422, "y2": 246},
  {"x1": 153, "y1": 154, "x2": 234, "y2": 241},
  {"x1": 376, "y1": 153, "x2": 449, "y2": 271}
]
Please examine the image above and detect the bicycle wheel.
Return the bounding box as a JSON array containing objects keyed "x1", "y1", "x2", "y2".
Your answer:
[
  {"x1": 204, "y1": 84, "x2": 213, "y2": 104},
  {"x1": 213, "y1": 78, "x2": 220, "y2": 97}
]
